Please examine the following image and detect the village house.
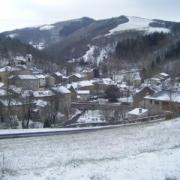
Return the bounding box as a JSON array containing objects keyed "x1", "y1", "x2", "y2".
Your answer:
[
  {"x1": 77, "y1": 80, "x2": 95, "y2": 94},
  {"x1": 93, "y1": 78, "x2": 115, "y2": 96},
  {"x1": 35, "y1": 74, "x2": 47, "y2": 89},
  {"x1": 113, "y1": 69, "x2": 142, "y2": 87},
  {"x1": 51, "y1": 86, "x2": 71, "y2": 120},
  {"x1": 67, "y1": 80, "x2": 96, "y2": 95},
  {"x1": 77, "y1": 90, "x2": 91, "y2": 102},
  {"x1": 31, "y1": 99, "x2": 49, "y2": 123},
  {"x1": 144, "y1": 90, "x2": 180, "y2": 115},
  {"x1": 82, "y1": 69, "x2": 94, "y2": 80},
  {"x1": 127, "y1": 108, "x2": 148, "y2": 120},
  {"x1": 32, "y1": 90, "x2": 55, "y2": 100},
  {"x1": 69, "y1": 73, "x2": 83, "y2": 83},
  {"x1": 10, "y1": 73, "x2": 52, "y2": 91},
  {"x1": 118, "y1": 83, "x2": 131, "y2": 97},
  {"x1": 0, "y1": 65, "x2": 33, "y2": 87},
  {"x1": 133, "y1": 86, "x2": 156, "y2": 107},
  {"x1": 46, "y1": 75, "x2": 56, "y2": 87},
  {"x1": 0, "y1": 66, "x2": 21, "y2": 84},
  {"x1": 154, "y1": 72, "x2": 170, "y2": 82},
  {"x1": 145, "y1": 72, "x2": 171, "y2": 91},
  {"x1": 0, "y1": 98, "x2": 31, "y2": 123},
  {"x1": 11, "y1": 75, "x2": 39, "y2": 90},
  {"x1": 52, "y1": 72, "x2": 63, "y2": 84}
]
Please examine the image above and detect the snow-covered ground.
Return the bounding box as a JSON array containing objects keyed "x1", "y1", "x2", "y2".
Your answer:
[
  {"x1": 1, "y1": 118, "x2": 180, "y2": 180},
  {"x1": 81, "y1": 45, "x2": 115, "y2": 65},
  {"x1": 29, "y1": 41, "x2": 45, "y2": 50},
  {"x1": 106, "y1": 16, "x2": 170, "y2": 36},
  {"x1": 82, "y1": 45, "x2": 96, "y2": 62},
  {"x1": 77, "y1": 110, "x2": 106, "y2": 124},
  {"x1": 39, "y1": 24, "x2": 55, "y2": 31},
  {"x1": 6, "y1": 33, "x2": 18, "y2": 39}
]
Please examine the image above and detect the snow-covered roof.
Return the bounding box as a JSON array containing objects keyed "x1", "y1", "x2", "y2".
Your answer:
[
  {"x1": 77, "y1": 90, "x2": 90, "y2": 95},
  {"x1": 0, "y1": 89, "x2": 7, "y2": 96},
  {"x1": 102, "y1": 78, "x2": 115, "y2": 85},
  {"x1": 35, "y1": 74, "x2": 47, "y2": 79},
  {"x1": 9, "y1": 85, "x2": 22, "y2": 94},
  {"x1": 94, "y1": 78, "x2": 115, "y2": 85},
  {"x1": 15, "y1": 56, "x2": 26, "y2": 62},
  {"x1": 30, "y1": 67, "x2": 43, "y2": 74},
  {"x1": 151, "y1": 77, "x2": 161, "y2": 82},
  {"x1": 0, "y1": 99, "x2": 23, "y2": 106},
  {"x1": 33, "y1": 90, "x2": 55, "y2": 97},
  {"x1": 54, "y1": 72, "x2": 63, "y2": 77},
  {"x1": 159, "y1": 72, "x2": 169, "y2": 77},
  {"x1": 0, "y1": 82, "x2": 5, "y2": 88},
  {"x1": 135, "y1": 86, "x2": 155, "y2": 94},
  {"x1": 0, "y1": 66, "x2": 20, "y2": 72},
  {"x1": 145, "y1": 90, "x2": 180, "y2": 103},
  {"x1": 119, "y1": 96, "x2": 133, "y2": 103},
  {"x1": 134, "y1": 73, "x2": 141, "y2": 80},
  {"x1": 78, "y1": 80, "x2": 93, "y2": 87},
  {"x1": 82, "y1": 69, "x2": 94, "y2": 73},
  {"x1": 118, "y1": 83, "x2": 128, "y2": 89},
  {"x1": 17, "y1": 75, "x2": 38, "y2": 80},
  {"x1": 128, "y1": 108, "x2": 148, "y2": 116},
  {"x1": 52, "y1": 86, "x2": 71, "y2": 94},
  {"x1": 66, "y1": 80, "x2": 94, "y2": 89},
  {"x1": 34, "y1": 99, "x2": 48, "y2": 107},
  {"x1": 70, "y1": 73, "x2": 82, "y2": 79}
]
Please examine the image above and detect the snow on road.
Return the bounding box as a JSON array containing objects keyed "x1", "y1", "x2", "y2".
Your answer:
[{"x1": 1, "y1": 118, "x2": 180, "y2": 180}]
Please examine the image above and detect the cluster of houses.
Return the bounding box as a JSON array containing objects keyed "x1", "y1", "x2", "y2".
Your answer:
[
  {"x1": 0, "y1": 55, "x2": 118, "y2": 127},
  {"x1": 130, "y1": 72, "x2": 180, "y2": 119},
  {"x1": 0, "y1": 54, "x2": 179, "y2": 128}
]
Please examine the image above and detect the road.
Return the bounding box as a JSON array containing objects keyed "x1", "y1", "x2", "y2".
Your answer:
[{"x1": 0, "y1": 117, "x2": 166, "y2": 139}]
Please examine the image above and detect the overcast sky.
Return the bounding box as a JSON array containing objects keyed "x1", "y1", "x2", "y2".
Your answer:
[{"x1": 0, "y1": 0, "x2": 180, "y2": 32}]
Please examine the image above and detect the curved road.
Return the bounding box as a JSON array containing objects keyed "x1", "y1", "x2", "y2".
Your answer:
[{"x1": 0, "y1": 117, "x2": 166, "y2": 139}]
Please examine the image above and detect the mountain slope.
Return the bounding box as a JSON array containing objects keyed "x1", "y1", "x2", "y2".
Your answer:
[
  {"x1": 2, "y1": 17, "x2": 95, "y2": 50},
  {"x1": 0, "y1": 34, "x2": 51, "y2": 67},
  {"x1": 44, "y1": 16, "x2": 179, "y2": 64},
  {"x1": 1, "y1": 15, "x2": 180, "y2": 74}
]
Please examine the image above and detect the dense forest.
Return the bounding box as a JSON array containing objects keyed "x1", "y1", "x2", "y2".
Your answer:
[{"x1": 115, "y1": 32, "x2": 170, "y2": 60}]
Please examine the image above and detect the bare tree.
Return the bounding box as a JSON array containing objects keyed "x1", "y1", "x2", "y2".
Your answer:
[{"x1": 21, "y1": 91, "x2": 33, "y2": 129}]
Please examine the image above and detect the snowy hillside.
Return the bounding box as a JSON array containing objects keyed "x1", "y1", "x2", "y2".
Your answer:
[
  {"x1": 39, "y1": 24, "x2": 55, "y2": 31},
  {"x1": 80, "y1": 44, "x2": 115, "y2": 64},
  {"x1": 1, "y1": 118, "x2": 180, "y2": 180},
  {"x1": 1, "y1": 15, "x2": 178, "y2": 64},
  {"x1": 106, "y1": 16, "x2": 170, "y2": 36}
]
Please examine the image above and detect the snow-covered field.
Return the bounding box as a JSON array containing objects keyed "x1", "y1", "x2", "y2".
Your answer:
[
  {"x1": 106, "y1": 16, "x2": 170, "y2": 36},
  {"x1": 77, "y1": 110, "x2": 106, "y2": 124},
  {"x1": 1, "y1": 118, "x2": 180, "y2": 180}
]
